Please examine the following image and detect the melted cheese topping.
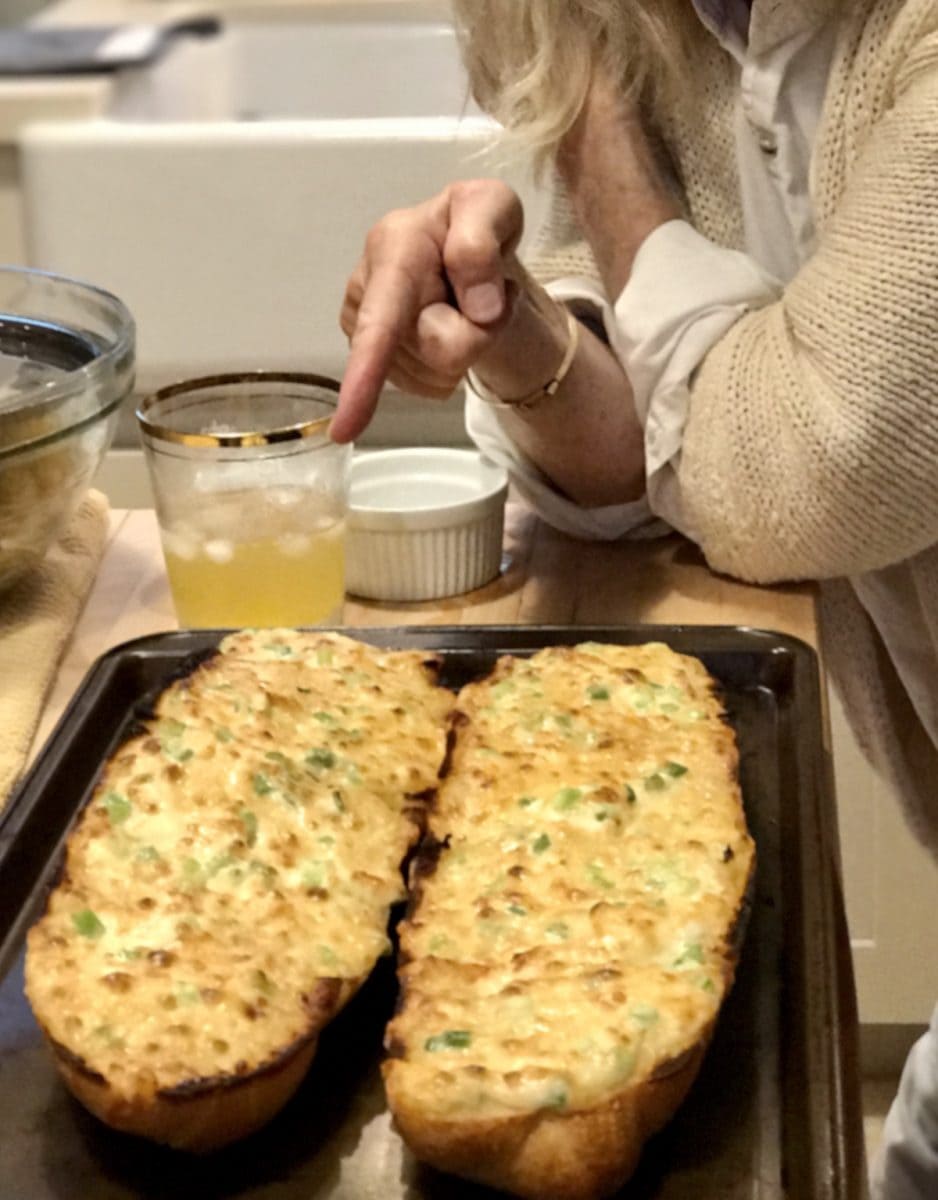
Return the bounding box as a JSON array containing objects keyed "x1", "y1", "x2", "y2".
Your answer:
[
  {"x1": 26, "y1": 630, "x2": 451, "y2": 1093},
  {"x1": 388, "y1": 642, "x2": 754, "y2": 1118}
]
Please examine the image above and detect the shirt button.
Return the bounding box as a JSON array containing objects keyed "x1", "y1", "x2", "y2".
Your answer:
[{"x1": 756, "y1": 130, "x2": 778, "y2": 156}]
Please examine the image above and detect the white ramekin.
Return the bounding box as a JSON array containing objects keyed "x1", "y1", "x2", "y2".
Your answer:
[{"x1": 345, "y1": 448, "x2": 509, "y2": 602}]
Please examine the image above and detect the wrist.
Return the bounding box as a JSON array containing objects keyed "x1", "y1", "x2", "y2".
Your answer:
[
  {"x1": 471, "y1": 277, "x2": 571, "y2": 401},
  {"x1": 470, "y1": 308, "x2": 580, "y2": 411}
]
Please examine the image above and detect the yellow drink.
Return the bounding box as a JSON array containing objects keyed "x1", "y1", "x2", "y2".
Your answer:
[{"x1": 160, "y1": 488, "x2": 346, "y2": 627}]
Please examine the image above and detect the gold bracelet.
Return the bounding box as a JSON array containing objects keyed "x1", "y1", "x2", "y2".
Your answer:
[{"x1": 471, "y1": 308, "x2": 580, "y2": 412}]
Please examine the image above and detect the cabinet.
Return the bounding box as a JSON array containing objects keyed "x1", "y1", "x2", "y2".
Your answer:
[{"x1": 832, "y1": 686, "x2": 938, "y2": 1027}]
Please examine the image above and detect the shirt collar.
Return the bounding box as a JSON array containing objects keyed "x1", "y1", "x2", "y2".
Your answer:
[
  {"x1": 693, "y1": 0, "x2": 752, "y2": 59},
  {"x1": 693, "y1": 0, "x2": 839, "y2": 59}
]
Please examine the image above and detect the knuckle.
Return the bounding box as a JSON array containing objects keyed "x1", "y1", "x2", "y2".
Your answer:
[
  {"x1": 365, "y1": 208, "x2": 416, "y2": 255},
  {"x1": 421, "y1": 334, "x2": 470, "y2": 381}
]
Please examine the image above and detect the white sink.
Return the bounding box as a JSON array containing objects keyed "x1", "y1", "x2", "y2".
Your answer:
[{"x1": 18, "y1": 5, "x2": 546, "y2": 446}]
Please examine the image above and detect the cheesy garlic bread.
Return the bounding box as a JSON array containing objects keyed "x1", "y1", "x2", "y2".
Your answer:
[
  {"x1": 25, "y1": 630, "x2": 451, "y2": 1151},
  {"x1": 385, "y1": 641, "x2": 754, "y2": 1200}
]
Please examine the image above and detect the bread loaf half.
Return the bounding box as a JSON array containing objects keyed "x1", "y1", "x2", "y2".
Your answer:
[
  {"x1": 25, "y1": 629, "x2": 451, "y2": 1151},
  {"x1": 384, "y1": 641, "x2": 754, "y2": 1200}
]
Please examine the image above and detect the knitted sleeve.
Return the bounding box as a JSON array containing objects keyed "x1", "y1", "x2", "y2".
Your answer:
[{"x1": 676, "y1": 34, "x2": 938, "y2": 583}]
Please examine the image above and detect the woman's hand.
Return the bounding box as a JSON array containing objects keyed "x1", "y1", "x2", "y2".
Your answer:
[{"x1": 332, "y1": 179, "x2": 528, "y2": 443}]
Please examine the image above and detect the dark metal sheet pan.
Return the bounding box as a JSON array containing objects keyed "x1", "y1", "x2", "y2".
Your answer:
[{"x1": 0, "y1": 625, "x2": 865, "y2": 1199}]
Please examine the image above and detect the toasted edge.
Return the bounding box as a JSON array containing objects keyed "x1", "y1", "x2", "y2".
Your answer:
[
  {"x1": 37, "y1": 974, "x2": 361, "y2": 1152},
  {"x1": 384, "y1": 1027, "x2": 713, "y2": 1200}
]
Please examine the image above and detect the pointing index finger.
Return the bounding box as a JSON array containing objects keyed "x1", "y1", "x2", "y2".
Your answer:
[{"x1": 331, "y1": 261, "x2": 425, "y2": 444}]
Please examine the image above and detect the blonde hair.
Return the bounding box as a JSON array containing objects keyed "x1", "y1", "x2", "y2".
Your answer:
[{"x1": 453, "y1": 1, "x2": 705, "y2": 163}]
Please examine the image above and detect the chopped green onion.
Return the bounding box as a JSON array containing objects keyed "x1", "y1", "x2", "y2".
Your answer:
[
  {"x1": 249, "y1": 860, "x2": 278, "y2": 884},
  {"x1": 214, "y1": 726, "x2": 234, "y2": 743},
  {"x1": 545, "y1": 1081, "x2": 569, "y2": 1109},
  {"x1": 72, "y1": 909, "x2": 105, "y2": 939},
  {"x1": 306, "y1": 747, "x2": 337, "y2": 772},
  {"x1": 252, "y1": 969, "x2": 276, "y2": 995},
  {"x1": 613, "y1": 1046, "x2": 637, "y2": 1081},
  {"x1": 313, "y1": 711, "x2": 337, "y2": 725},
  {"x1": 241, "y1": 809, "x2": 258, "y2": 847},
  {"x1": 318, "y1": 945, "x2": 338, "y2": 967},
  {"x1": 264, "y1": 642, "x2": 293, "y2": 656},
  {"x1": 302, "y1": 861, "x2": 327, "y2": 888},
  {"x1": 425, "y1": 1030, "x2": 472, "y2": 1052},
  {"x1": 135, "y1": 845, "x2": 160, "y2": 863},
  {"x1": 507, "y1": 903, "x2": 527, "y2": 917},
  {"x1": 264, "y1": 750, "x2": 291, "y2": 767},
  {"x1": 531, "y1": 833, "x2": 551, "y2": 854},
  {"x1": 252, "y1": 772, "x2": 273, "y2": 796},
  {"x1": 206, "y1": 854, "x2": 235, "y2": 877},
  {"x1": 625, "y1": 785, "x2": 637, "y2": 804},
  {"x1": 587, "y1": 684, "x2": 610, "y2": 701},
  {"x1": 103, "y1": 791, "x2": 131, "y2": 825},
  {"x1": 644, "y1": 773, "x2": 666, "y2": 792},
  {"x1": 630, "y1": 1005, "x2": 659, "y2": 1027},
  {"x1": 674, "y1": 942, "x2": 705, "y2": 966},
  {"x1": 546, "y1": 921, "x2": 569, "y2": 940},
  {"x1": 518, "y1": 796, "x2": 537, "y2": 808},
  {"x1": 588, "y1": 863, "x2": 615, "y2": 890},
  {"x1": 664, "y1": 761, "x2": 688, "y2": 778},
  {"x1": 553, "y1": 787, "x2": 582, "y2": 811}
]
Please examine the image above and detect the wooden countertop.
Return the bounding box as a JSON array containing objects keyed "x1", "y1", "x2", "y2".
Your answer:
[{"x1": 33, "y1": 504, "x2": 819, "y2": 758}]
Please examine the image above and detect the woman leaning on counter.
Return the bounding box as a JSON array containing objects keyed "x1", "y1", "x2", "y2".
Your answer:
[{"x1": 333, "y1": 3, "x2": 938, "y2": 1197}]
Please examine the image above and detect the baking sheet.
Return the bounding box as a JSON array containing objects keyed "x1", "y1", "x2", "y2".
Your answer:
[{"x1": 0, "y1": 626, "x2": 865, "y2": 1199}]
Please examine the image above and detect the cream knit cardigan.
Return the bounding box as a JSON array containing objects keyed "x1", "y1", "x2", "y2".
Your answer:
[{"x1": 529, "y1": 0, "x2": 938, "y2": 852}]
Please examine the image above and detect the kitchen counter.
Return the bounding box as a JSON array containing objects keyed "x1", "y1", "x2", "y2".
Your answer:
[
  {"x1": 32, "y1": 503, "x2": 820, "y2": 756},
  {"x1": 33, "y1": 0, "x2": 452, "y2": 28}
]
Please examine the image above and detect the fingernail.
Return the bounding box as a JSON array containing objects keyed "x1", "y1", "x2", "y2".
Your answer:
[{"x1": 462, "y1": 282, "x2": 504, "y2": 324}]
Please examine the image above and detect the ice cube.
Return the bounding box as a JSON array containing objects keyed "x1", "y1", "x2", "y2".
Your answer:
[
  {"x1": 160, "y1": 525, "x2": 199, "y2": 562},
  {"x1": 269, "y1": 487, "x2": 303, "y2": 511},
  {"x1": 276, "y1": 533, "x2": 312, "y2": 558},
  {"x1": 203, "y1": 538, "x2": 235, "y2": 564}
]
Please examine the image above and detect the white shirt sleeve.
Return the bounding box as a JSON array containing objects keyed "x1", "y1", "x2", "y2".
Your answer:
[{"x1": 465, "y1": 219, "x2": 781, "y2": 542}]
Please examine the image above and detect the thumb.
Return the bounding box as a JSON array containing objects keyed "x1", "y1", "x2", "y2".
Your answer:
[{"x1": 442, "y1": 181, "x2": 524, "y2": 326}]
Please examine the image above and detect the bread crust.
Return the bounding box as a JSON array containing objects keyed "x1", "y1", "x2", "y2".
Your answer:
[
  {"x1": 37, "y1": 975, "x2": 361, "y2": 1152},
  {"x1": 385, "y1": 1028, "x2": 712, "y2": 1200},
  {"x1": 49, "y1": 1031, "x2": 318, "y2": 1153}
]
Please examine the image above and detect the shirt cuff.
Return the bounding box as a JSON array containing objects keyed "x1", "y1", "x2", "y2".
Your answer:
[{"x1": 612, "y1": 219, "x2": 781, "y2": 535}]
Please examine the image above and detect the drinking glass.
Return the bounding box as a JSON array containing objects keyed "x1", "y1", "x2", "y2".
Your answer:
[{"x1": 137, "y1": 372, "x2": 351, "y2": 628}]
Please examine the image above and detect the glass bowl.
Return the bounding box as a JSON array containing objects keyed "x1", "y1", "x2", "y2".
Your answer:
[{"x1": 0, "y1": 266, "x2": 134, "y2": 592}]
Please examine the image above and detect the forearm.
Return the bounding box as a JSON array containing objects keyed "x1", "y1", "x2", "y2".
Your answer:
[
  {"x1": 471, "y1": 273, "x2": 645, "y2": 507},
  {"x1": 466, "y1": 77, "x2": 682, "y2": 508}
]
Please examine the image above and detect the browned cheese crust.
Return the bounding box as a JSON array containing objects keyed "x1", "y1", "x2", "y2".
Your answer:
[
  {"x1": 384, "y1": 642, "x2": 755, "y2": 1199},
  {"x1": 25, "y1": 629, "x2": 452, "y2": 1151}
]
